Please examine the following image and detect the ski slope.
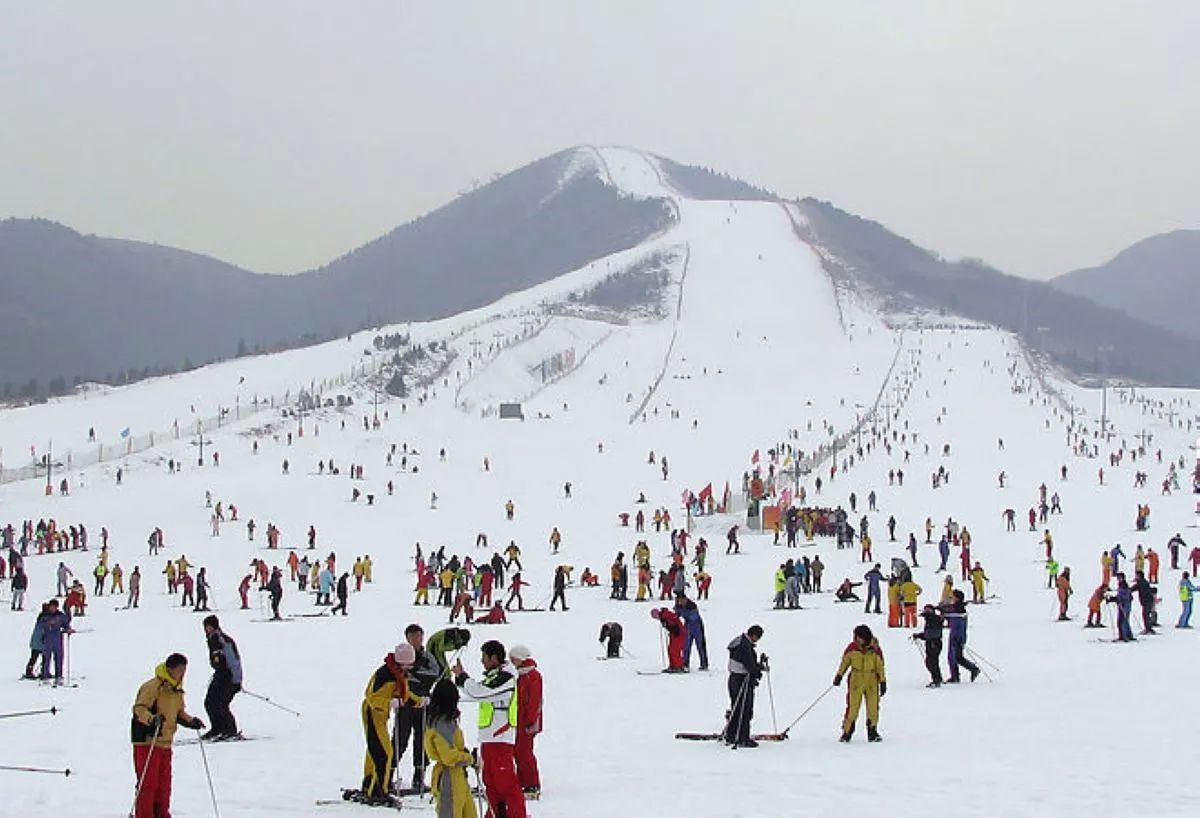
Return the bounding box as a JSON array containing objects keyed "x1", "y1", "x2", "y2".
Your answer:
[{"x1": 2, "y1": 148, "x2": 1198, "y2": 818}]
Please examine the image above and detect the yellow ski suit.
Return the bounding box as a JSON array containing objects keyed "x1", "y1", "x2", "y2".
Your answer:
[
  {"x1": 361, "y1": 658, "x2": 419, "y2": 800},
  {"x1": 424, "y1": 716, "x2": 478, "y2": 818},
  {"x1": 835, "y1": 639, "x2": 886, "y2": 734}
]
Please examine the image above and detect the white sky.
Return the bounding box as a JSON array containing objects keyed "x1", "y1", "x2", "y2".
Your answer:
[{"x1": 1, "y1": 1, "x2": 1196, "y2": 278}]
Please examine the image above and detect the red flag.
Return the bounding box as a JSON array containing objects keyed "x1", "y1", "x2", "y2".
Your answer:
[
  {"x1": 751, "y1": 449, "x2": 760, "y2": 465},
  {"x1": 697, "y1": 483, "x2": 713, "y2": 504}
]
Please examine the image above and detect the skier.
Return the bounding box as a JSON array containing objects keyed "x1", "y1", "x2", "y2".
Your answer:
[
  {"x1": 900, "y1": 577, "x2": 923, "y2": 627},
  {"x1": 863, "y1": 564, "x2": 884, "y2": 614},
  {"x1": 39, "y1": 599, "x2": 72, "y2": 683},
  {"x1": 1179, "y1": 573, "x2": 1196, "y2": 629},
  {"x1": 131, "y1": 653, "x2": 205, "y2": 818},
  {"x1": 724, "y1": 625, "x2": 765, "y2": 747},
  {"x1": 56, "y1": 561, "x2": 72, "y2": 597},
  {"x1": 427, "y1": 627, "x2": 472, "y2": 678},
  {"x1": 549, "y1": 566, "x2": 568, "y2": 611},
  {"x1": 833, "y1": 624, "x2": 886, "y2": 742},
  {"x1": 395, "y1": 624, "x2": 440, "y2": 794},
  {"x1": 1110, "y1": 573, "x2": 1136, "y2": 642},
  {"x1": 548, "y1": 528, "x2": 562, "y2": 555},
  {"x1": 422, "y1": 680, "x2": 477, "y2": 818},
  {"x1": 1130, "y1": 570, "x2": 1158, "y2": 635},
  {"x1": 266, "y1": 568, "x2": 284, "y2": 620},
  {"x1": 332, "y1": 572, "x2": 350, "y2": 616},
  {"x1": 652, "y1": 607, "x2": 687, "y2": 672},
  {"x1": 358, "y1": 644, "x2": 419, "y2": 805},
  {"x1": 193, "y1": 567, "x2": 210, "y2": 612},
  {"x1": 128, "y1": 566, "x2": 141, "y2": 609},
  {"x1": 599, "y1": 622, "x2": 623, "y2": 659},
  {"x1": 510, "y1": 644, "x2": 543, "y2": 797},
  {"x1": 941, "y1": 590, "x2": 981, "y2": 682},
  {"x1": 1085, "y1": 584, "x2": 1106, "y2": 628},
  {"x1": 24, "y1": 603, "x2": 49, "y2": 678},
  {"x1": 835, "y1": 579, "x2": 862, "y2": 602},
  {"x1": 201, "y1": 616, "x2": 242, "y2": 740},
  {"x1": 452, "y1": 641, "x2": 527, "y2": 818},
  {"x1": 505, "y1": 572, "x2": 528, "y2": 611},
  {"x1": 675, "y1": 595, "x2": 709, "y2": 670},
  {"x1": 11, "y1": 566, "x2": 28, "y2": 611},
  {"x1": 726, "y1": 525, "x2": 740, "y2": 555},
  {"x1": 912, "y1": 605, "x2": 945, "y2": 687},
  {"x1": 969, "y1": 562, "x2": 989, "y2": 603},
  {"x1": 1056, "y1": 568, "x2": 1073, "y2": 621},
  {"x1": 1168, "y1": 533, "x2": 1185, "y2": 570}
]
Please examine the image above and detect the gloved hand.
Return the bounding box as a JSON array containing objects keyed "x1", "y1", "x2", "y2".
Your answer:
[
  {"x1": 148, "y1": 714, "x2": 165, "y2": 735},
  {"x1": 879, "y1": 682, "x2": 887, "y2": 697},
  {"x1": 189, "y1": 717, "x2": 206, "y2": 731},
  {"x1": 832, "y1": 675, "x2": 842, "y2": 687}
]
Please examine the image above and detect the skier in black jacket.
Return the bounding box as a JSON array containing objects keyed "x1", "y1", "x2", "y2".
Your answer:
[
  {"x1": 1130, "y1": 571, "x2": 1158, "y2": 634},
  {"x1": 911, "y1": 605, "x2": 945, "y2": 687},
  {"x1": 724, "y1": 625, "x2": 766, "y2": 747},
  {"x1": 394, "y1": 624, "x2": 441, "y2": 793}
]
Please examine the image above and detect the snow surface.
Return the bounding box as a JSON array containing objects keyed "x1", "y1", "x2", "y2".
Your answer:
[{"x1": 2, "y1": 149, "x2": 1198, "y2": 817}]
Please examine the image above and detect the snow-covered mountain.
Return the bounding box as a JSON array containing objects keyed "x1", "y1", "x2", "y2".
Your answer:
[
  {"x1": 7, "y1": 146, "x2": 1198, "y2": 398},
  {"x1": 1, "y1": 147, "x2": 1198, "y2": 817},
  {"x1": 1053, "y1": 229, "x2": 1200, "y2": 341}
]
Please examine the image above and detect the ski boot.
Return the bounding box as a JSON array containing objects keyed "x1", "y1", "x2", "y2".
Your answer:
[
  {"x1": 839, "y1": 725, "x2": 853, "y2": 743},
  {"x1": 867, "y1": 724, "x2": 882, "y2": 743}
]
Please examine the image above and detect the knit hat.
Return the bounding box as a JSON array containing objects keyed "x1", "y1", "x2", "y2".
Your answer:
[
  {"x1": 394, "y1": 643, "x2": 416, "y2": 666},
  {"x1": 509, "y1": 644, "x2": 531, "y2": 663}
]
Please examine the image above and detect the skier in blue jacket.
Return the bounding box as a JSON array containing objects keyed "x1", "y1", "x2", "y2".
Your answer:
[
  {"x1": 24, "y1": 602, "x2": 50, "y2": 678},
  {"x1": 1110, "y1": 545, "x2": 1127, "y2": 575},
  {"x1": 39, "y1": 599, "x2": 73, "y2": 683},
  {"x1": 937, "y1": 537, "x2": 951, "y2": 572},
  {"x1": 940, "y1": 591, "x2": 980, "y2": 682},
  {"x1": 863, "y1": 565, "x2": 885, "y2": 614},
  {"x1": 674, "y1": 595, "x2": 708, "y2": 670}
]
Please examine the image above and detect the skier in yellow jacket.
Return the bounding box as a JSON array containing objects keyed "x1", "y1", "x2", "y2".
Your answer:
[
  {"x1": 970, "y1": 562, "x2": 989, "y2": 603},
  {"x1": 833, "y1": 624, "x2": 886, "y2": 743},
  {"x1": 423, "y1": 679, "x2": 478, "y2": 818},
  {"x1": 357, "y1": 644, "x2": 421, "y2": 806}
]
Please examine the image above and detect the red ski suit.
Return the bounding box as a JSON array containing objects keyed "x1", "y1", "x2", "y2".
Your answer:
[
  {"x1": 515, "y1": 658, "x2": 543, "y2": 791},
  {"x1": 656, "y1": 608, "x2": 687, "y2": 670}
]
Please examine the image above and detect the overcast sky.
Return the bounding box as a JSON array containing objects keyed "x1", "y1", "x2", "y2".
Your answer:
[{"x1": 1, "y1": 1, "x2": 1196, "y2": 279}]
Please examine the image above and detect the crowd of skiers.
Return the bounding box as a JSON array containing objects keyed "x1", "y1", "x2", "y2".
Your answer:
[{"x1": 353, "y1": 626, "x2": 543, "y2": 817}]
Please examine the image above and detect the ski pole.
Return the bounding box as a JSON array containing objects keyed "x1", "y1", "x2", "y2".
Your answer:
[
  {"x1": 470, "y1": 760, "x2": 488, "y2": 818},
  {"x1": 619, "y1": 644, "x2": 638, "y2": 661},
  {"x1": 765, "y1": 669, "x2": 779, "y2": 733},
  {"x1": 195, "y1": 730, "x2": 222, "y2": 818},
  {"x1": 0, "y1": 764, "x2": 71, "y2": 776},
  {"x1": 0, "y1": 706, "x2": 59, "y2": 720},
  {"x1": 964, "y1": 647, "x2": 1000, "y2": 673},
  {"x1": 720, "y1": 673, "x2": 751, "y2": 741},
  {"x1": 659, "y1": 627, "x2": 667, "y2": 670},
  {"x1": 240, "y1": 689, "x2": 301, "y2": 717},
  {"x1": 779, "y1": 684, "x2": 836, "y2": 737},
  {"x1": 130, "y1": 720, "x2": 164, "y2": 817}
]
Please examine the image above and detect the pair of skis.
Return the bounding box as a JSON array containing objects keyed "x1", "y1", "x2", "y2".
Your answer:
[{"x1": 674, "y1": 731, "x2": 788, "y2": 742}]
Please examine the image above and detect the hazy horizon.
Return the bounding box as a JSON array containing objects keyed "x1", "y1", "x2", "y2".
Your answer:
[{"x1": 1, "y1": 1, "x2": 1197, "y2": 279}]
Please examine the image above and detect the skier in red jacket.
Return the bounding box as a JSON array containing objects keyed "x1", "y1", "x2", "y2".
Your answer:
[
  {"x1": 510, "y1": 645, "x2": 543, "y2": 797},
  {"x1": 652, "y1": 608, "x2": 688, "y2": 672}
]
